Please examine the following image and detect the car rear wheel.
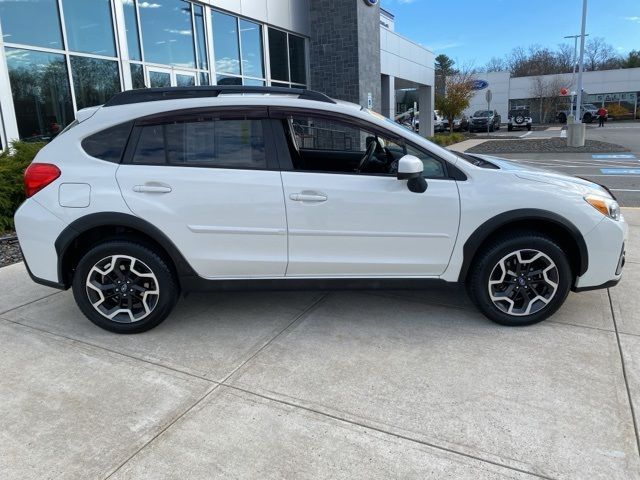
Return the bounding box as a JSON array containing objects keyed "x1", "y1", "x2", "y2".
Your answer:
[
  {"x1": 72, "y1": 241, "x2": 178, "y2": 333},
  {"x1": 558, "y1": 113, "x2": 567, "y2": 124},
  {"x1": 467, "y1": 232, "x2": 572, "y2": 326}
]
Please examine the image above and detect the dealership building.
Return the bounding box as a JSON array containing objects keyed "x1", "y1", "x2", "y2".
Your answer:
[
  {"x1": 0, "y1": 0, "x2": 435, "y2": 148},
  {"x1": 467, "y1": 67, "x2": 640, "y2": 123}
]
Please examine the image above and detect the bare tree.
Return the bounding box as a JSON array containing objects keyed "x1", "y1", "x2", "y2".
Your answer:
[
  {"x1": 484, "y1": 56, "x2": 506, "y2": 72},
  {"x1": 585, "y1": 37, "x2": 621, "y2": 71},
  {"x1": 529, "y1": 75, "x2": 565, "y2": 123},
  {"x1": 555, "y1": 43, "x2": 575, "y2": 72}
]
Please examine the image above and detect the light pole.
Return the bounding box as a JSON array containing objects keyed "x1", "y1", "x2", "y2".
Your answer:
[
  {"x1": 564, "y1": 33, "x2": 589, "y2": 114},
  {"x1": 566, "y1": 0, "x2": 588, "y2": 147}
]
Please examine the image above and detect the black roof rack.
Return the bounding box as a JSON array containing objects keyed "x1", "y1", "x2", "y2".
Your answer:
[{"x1": 103, "y1": 85, "x2": 336, "y2": 107}]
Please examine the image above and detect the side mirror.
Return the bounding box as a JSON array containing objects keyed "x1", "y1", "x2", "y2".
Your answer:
[{"x1": 397, "y1": 155, "x2": 427, "y2": 193}]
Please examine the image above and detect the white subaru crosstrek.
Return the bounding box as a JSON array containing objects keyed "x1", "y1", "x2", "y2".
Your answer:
[{"x1": 15, "y1": 86, "x2": 627, "y2": 333}]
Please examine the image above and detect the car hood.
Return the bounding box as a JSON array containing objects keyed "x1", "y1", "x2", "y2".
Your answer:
[{"x1": 472, "y1": 154, "x2": 612, "y2": 197}]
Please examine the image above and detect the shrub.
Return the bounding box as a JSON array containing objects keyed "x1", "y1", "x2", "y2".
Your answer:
[
  {"x1": 0, "y1": 141, "x2": 46, "y2": 233},
  {"x1": 428, "y1": 133, "x2": 465, "y2": 147}
]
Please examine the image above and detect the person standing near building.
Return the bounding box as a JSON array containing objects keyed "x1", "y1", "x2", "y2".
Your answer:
[{"x1": 597, "y1": 106, "x2": 608, "y2": 127}]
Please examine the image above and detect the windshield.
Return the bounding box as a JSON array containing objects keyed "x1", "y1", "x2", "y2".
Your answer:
[{"x1": 473, "y1": 110, "x2": 492, "y2": 117}]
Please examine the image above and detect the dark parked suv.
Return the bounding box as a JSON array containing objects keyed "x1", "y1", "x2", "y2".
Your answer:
[{"x1": 469, "y1": 110, "x2": 501, "y2": 132}]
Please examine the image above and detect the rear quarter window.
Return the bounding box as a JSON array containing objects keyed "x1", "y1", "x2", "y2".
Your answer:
[{"x1": 81, "y1": 121, "x2": 134, "y2": 163}]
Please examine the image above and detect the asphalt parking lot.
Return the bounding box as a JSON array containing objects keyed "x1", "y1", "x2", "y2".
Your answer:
[
  {"x1": 0, "y1": 209, "x2": 639, "y2": 479},
  {"x1": 481, "y1": 123, "x2": 640, "y2": 207}
]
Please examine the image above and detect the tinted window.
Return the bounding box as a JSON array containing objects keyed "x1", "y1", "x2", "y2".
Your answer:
[
  {"x1": 0, "y1": 0, "x2": 63, "y2": 49},
  {"x1": 71, "y1": 56, "x2": 121, "y2": 109},
  {"x1": 268, "y1": 29, "x2": 288, "y2": 81},
  {"x1": 82, "y1": 122, "x2": 134, "y2": 163},
  {"x1": 5, "y1": 47, "x2": 74, "y2": 139},
  {"x1": 133, "y1": 119, "x2": 266, "y2": 169},
  {"x1": 405, "y1": 144, "x2": 445, "y2": 178},
  {"x1": 130, "y1": 64, "x2": 146, "y2": 89},
  {"x1": 212, "y1": 11, "x2": 240, "y2": 75},
  {"x1": 288, "y1": 34, "x2": 306, "y2": 84},
  {"x1": 139, "y1": 0, "x2": 195, "y2": 68},
  {"x1": 61, "y1": 0, "x2": 116, "y2": 56}
]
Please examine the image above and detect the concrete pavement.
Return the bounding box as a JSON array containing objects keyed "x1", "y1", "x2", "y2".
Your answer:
[{"x1": 1, "y1": 209, "x2": 639, "y2": 479}]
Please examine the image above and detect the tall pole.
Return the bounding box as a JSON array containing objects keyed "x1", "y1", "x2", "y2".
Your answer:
[{"x1": 575, "y1": 0, "x2": 588, "y2": 122}]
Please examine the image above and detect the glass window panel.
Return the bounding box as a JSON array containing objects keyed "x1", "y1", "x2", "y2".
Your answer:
[
  {"x1": 288, "y1": 34, "x2": 306, "y2": 85},
  {"x1": 243, "y1": 78, "x2": 265, "y2": 86},
  {"x1": 165, "y1": 119, "x2": 266, "y2": 169},
  {"x1": 0, "y1": 0, "x2": 62, "y2": 49},
  {"x1": 200, "y1": 72, "x2": 210, "y2": 85},
  {"x1": 61, "y1": 0, "x2": 116, "y2": 56},
  {"x1": 70, "y1": 56, "x2": 121, "y2": 110},
  {"x1": 268, "y1": 28, "x2": 288, "y2": 82},
  {"x1": 132, "y1": 125, "x2": 166, "y2": 164},
  {"x1": 82, "y1": 121, "x2": 134, "y2": 163},
  {"x1": 122, "y1": 0, "x2": 142, "y2": 61},
  {"x1": 271, "y1": 81, "x2": 290, "y2": 88},
  {"x1": 130, "y1": 64, "x2": 146, "y2": 89},
  {"x1": 139, "y1": 0, "x2": 195, "y2": 68},
  {"x1": 5, "y1": 48, "x2": 73, "y2": 140},
  {"x1": 212, "y1": 11, "x2": 240, "y2": 75},
  {"x1": 194, "y1": 4, "x2": 208, "y2": 70},
  {"x1": 149, "y1": 70, "x2": 171, "y2": 87},
  {"x1": 216, "y1": 75, "x2": 242, "y2": 86},
  {"x1": 240, "y1": 19, "x2": 263, "y2": 78},
  {"x1": 176, "y1": 73, "x2": 195, "y2": 86}
]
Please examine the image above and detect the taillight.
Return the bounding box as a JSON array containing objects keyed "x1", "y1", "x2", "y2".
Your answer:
[{"x1": 24, "y1": 163, "x2": 61, "y2": 198}]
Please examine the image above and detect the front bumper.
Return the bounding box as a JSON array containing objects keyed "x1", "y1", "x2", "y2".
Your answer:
[{"x1": 573, "y1": 216, "x2": 628, "y2": 291}]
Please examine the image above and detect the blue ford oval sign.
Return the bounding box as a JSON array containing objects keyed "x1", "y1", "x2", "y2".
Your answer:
[
  {"x1": 363, "y1": 0, "x2": 379, "y2": 5},
  {"x1": 472, "y1": 80, "x2": 489, "y2": 91}
]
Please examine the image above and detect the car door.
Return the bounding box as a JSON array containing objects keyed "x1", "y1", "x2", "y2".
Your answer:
[
  {"x1": 116, "y1": 107, "x2": 288, "y2": 279},
  {"x1": 273, "y1": 110, "x2": 461, "y2": 277}
]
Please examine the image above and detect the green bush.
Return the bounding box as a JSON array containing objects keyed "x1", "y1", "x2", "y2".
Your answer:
[
  {"x1": 428, "y1": 133, "x2": 465, "y2": 147},
  {"x1": 0, "y1": 141, "x2": 46, "y2": 233}
]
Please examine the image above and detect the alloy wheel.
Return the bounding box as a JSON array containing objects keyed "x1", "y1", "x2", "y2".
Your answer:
[
  {"x1": 487, "y1": 249, "x2": 559, "y2": 316},
  {"x1": 86, "y1": 255, "x2": 160, "y2": 323}
]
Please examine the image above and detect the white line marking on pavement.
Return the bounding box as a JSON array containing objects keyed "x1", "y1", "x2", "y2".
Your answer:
[
  {"x1": 519, "y1": 132, "x2": 532, "y2": 138},
  {"x1": 579, "y1": 174, "x2": 640, "y2": 177},
  {"x1": 560, "y1": 130, "x2": 567, "y2": 138}
]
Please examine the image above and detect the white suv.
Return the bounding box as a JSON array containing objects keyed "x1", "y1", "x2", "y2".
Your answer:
[{"x1": 15, "y1": 86, "x2": 628, "y2": 333}]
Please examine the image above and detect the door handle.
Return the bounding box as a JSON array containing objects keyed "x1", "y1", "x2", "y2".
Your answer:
[
  {"x1": 133, "y1": 184, "x2": 172, "y2": 194},
  {"x1": 289, "y1": 192, "x2": 327, "y2": 203}
]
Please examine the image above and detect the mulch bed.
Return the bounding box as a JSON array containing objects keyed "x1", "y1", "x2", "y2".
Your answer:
[
  {"x1": 466, "y1": 138, "x2": 629, "y2": 154},
  {"x1": 0, "y1": 233, "x2": 22, "y2": 268}
]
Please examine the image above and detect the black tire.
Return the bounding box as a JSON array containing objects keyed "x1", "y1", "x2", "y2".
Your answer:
[
  {"x1": 467, "y1": 232, "x2": 572, "y2": 326},
  {"x1": 72, "y1": 241, "x2": 179, "y2": 333},
  {"x1": 489, "y1": 124, "x2": 495, "y2": 132},
  {"x1": 583, "y1": 113, "x2": 593, "y2": 123},
  {"x1": 558, "y1": 113, "x2": 567, "y2": 124},
  {"x1": 527, "y1": 124, "x2": 532, "y2": 131},
  {"x1": 508, "y1": 125, "x2": 513, "y2": 131}
]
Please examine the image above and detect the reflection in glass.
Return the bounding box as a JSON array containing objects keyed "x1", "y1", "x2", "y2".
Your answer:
[
  {"x1": 0, "y1": 0, "x2": 63, "y2": 49},
  {"x1": 288, "y1": 35, "x2": 306, "y2": 84},
  {"x1": 268, "y1": 29, "x2": 288, "y2": 82},
  {"x1": 122, "y1": 0, "x2": 142, "y2": 61},
  {"x1": 243, "y1": 78, "x2": 265, "y2": 86},
  {"x1": 5, "y1": 48, "x2": 73, "y2": 140},
  {"x1": 240, "y1": 19, "x2": 263, "y2": 78},
  {"x1": 216, "y1": 75, "x2": 242, "y2": 86},
  {"x1": 130, "y1": 64, "x2": 146, "y2": 89},
  {"x1": 212, "y1": 11, "x2": 240, "y2": 75},
  {"x1": 194, "y1": 4, "x2": 208, "y2": 70},
  {"x1": 61, "y1": 0, "x2": 116, "y2": 56},
  {"x1": 200, "y1": 72, "x2": 210, "y2": 86},
  {"x1": 176, "y1": 74, "x2": 195, "y2": 87},
  {"x1": 271, "y1": 82, "x2": 290, "y2": 88},
  {"x1": 149, "y1": 71, "x2": 171, "y2": 87},
  {"x1": 139, "y1": 0, "x2": 195, "y2": 68},
  {"x1": 71, "y1": 57, "x2": 121, "y2": 109}
]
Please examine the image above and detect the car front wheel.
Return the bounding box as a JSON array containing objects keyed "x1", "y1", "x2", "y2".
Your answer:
[
  {"x1": 467, "y1": 232, "x2": 572, "y2": 326},
  {"x1": 72, "y1": 241, "x2": 178, "y2": 333}
]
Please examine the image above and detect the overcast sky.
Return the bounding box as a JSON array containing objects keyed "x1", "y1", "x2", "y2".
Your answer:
[{"x1": 380, "y1": 0, "x2": 639, "y2": 68}]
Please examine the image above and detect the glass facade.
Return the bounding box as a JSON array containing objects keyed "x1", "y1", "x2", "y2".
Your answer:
[{"x1": 0, "y1": 1, "x2": 309, "y2": 141}]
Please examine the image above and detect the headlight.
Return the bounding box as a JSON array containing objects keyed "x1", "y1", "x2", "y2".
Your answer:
[{"x1": 584, "y1": 194, "x2": 620, "y2": 220}]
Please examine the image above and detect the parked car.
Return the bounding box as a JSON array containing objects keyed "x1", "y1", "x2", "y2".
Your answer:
[
  {"x1": 469, "y1": 110, "x2": 501, "y2": 132},
  {"x1": 452, "y1": 116, "x2": 469, "y2": 132},
  {"x1": 434, "y1": 111, "x2": 445, "y2": 132},
  {"x1": 507, "y1": 107, "x2": 532, "y2": 131},
  {"x1": 15, "y1": 86, "x2": 627, "y2": 333},
  {"x1": 556, "y1": 103, "x2": 602, "y2": 124}
]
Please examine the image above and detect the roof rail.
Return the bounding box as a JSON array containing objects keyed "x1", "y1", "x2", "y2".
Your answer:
[{"x1": 103, "y1": 85, "x2": 337, "y2": 107}]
